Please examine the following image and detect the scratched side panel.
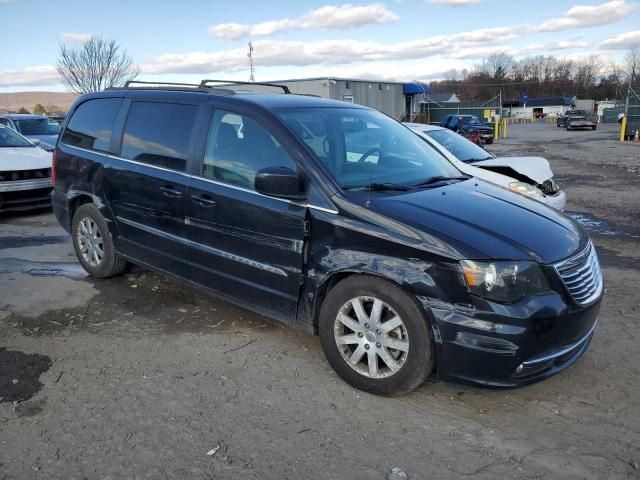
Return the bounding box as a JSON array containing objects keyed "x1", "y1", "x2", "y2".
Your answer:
[{"x1": 297, "y1": 202, "x2": 470, "y2": 331}]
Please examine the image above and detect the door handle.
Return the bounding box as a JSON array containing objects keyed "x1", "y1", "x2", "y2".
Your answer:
[
  {"x1": 160, "y1": 185, "x2": 182, "y2": 198},
  {"x1": 192, "y1": 194, "x2": 216, "y2": 207}
]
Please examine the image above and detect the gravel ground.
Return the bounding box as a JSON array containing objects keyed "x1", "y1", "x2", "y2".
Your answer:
[{"x1": 1, "y1": 122, "x2": 639, "y2": 479}]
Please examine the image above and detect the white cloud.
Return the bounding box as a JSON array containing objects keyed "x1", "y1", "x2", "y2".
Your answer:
[
  {"x1": 601, "y1": 30, "x2": 640, "y2": 49},
  {"x1": 426, "y1": 0, "x2": 480, "y2": 6},
  {"x1": 61, "y1": 32, "x2": 92, "y2": 42},
  {"x1": 515, "y1": 38, "x2": 590, "y2": 56},
  {"x1": 0, "y1": 65, "x2": 59, "y2": 87},
  {"x1": 209, "y1": 3, "x2": 399, "y2": 39},
  {"x1": 144, "y1": 26, "x2": 526, "y2": 75},
  {"x1": 537, "y1": 0, "x2": 634, "y2": 32}
]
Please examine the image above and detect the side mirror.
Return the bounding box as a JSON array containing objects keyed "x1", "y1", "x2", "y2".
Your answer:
[
  {"x1": 255, "y1": 166, "x2": 306, "y2": 200},
  {"x1": 31, "y1": 139, "x2": 41, "y2": 146}
]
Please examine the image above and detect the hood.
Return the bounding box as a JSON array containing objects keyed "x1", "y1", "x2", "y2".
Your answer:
[
  {"x1": 473, "y1": 156, "x2": 553, "y2": 184},
  {"x1": 26, "y1": 134, "x2": 58, "y2": 149},
  {"x1": 370, "y1": 179, "x2": 585, "y2": 264},
  {"x1": 0, "y1": 146, "x2": 53, "y2": 171}
]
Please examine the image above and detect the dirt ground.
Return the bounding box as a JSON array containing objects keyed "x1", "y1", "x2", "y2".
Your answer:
[{"x1": 1, "y1": 122, "x2": 639, "y2": 479}]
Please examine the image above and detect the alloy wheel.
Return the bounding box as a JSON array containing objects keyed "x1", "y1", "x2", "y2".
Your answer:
[
  {"x1": 334, "y1": 296, "x2": 409, "y2": 378},
  {"x1": 77, "y1": 216, "x2": 104, "y2": 267}
]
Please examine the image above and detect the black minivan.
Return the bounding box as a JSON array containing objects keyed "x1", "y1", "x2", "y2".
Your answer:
[{"x1": 52, "y1": 81, "x2": 602, "y2": 395}]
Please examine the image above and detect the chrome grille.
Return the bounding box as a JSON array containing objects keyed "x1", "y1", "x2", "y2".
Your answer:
[
  {"x1": 554, "y1": 242, "x2": 603, "y2": 305},
  {"x1": 0, "y1": 168, "x2": 51, "y2": 182}
]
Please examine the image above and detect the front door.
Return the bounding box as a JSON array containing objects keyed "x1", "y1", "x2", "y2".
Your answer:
[
  {"x1": 186, "y1": 107, "x2": 306, "y2": 320},
  {"x1": 112, "y1": 100, "x2": 200, "y2": 275}
]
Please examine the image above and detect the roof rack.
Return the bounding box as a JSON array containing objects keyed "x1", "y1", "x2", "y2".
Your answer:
[
  {"x1": 124, "y1": 80, "x2": 202, "y2": 88},
  {"x1": 108, "y1": 80, "x2": 234, "y2": 95},
  {"x1": 199, "y1": 79, "x2": 291, "y2": 94}
]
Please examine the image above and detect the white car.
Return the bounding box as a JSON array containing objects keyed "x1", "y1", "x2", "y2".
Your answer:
[
  {"x1": 0, "y1": 125, "x2": 53, "y2": 212},
  {"x1": 405, "y1": 123, "x2": 566, "y2": 210}
]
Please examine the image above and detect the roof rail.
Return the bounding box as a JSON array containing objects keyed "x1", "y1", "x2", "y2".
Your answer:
[
  {"x1": 199, "y1": 79, "x2": 291, "y2": 94},
  {"x1": 124, "y1": 80, "x2": 202, "y2": 88}
]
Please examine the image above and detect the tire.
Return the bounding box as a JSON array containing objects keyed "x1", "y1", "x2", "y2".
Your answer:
[
  {"x1": 71, "y1": 203, "x2": 128, "y2": 278},
  {"x1": 592, "y1": 125, "x2": 597, "y2": 130},
  {"x1": 566, "y1": 125, "x2": 572, "y2": 131},
  {"x1": 485, "y1": 137, "x2": 494, "y2": 145},
  {"x1": 318, "y1": 275, "x2": 434, "y2": 396}
]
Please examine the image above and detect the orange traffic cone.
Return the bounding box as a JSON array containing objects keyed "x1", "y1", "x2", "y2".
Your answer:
[{"x1": 634, "y1": 130, "x2": 640, "y2": 143}]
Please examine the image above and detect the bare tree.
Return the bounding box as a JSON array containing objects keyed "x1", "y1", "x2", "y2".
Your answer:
[
  {"x1": 56, "y1": 37, "x2": 138, "y2": 94},
  {"x1": 482, "y1": 53, "x2": 515, "y2": 80},
  {"x1": 623, "y1": 47, "x2": 639, "y2": 87}
]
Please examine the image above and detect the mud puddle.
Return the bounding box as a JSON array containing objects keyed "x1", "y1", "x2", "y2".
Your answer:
[
  {"x1": 0, "y1": 257, "x2": 87, "y2": 279},
  {"x1": 5, "y1": 268, "x2": 279, "y2": 337},
  {"x1": 0, "y1": 235, "x2": 70, "y2": 249},
  {"x1": 566, "y1": 212, "x2": 640, "y2": 238},
  {"x1": 0, "y1": 348, "x2": 52, "y2": 404}
]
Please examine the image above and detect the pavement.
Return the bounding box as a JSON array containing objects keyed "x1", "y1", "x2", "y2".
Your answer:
[{"x1": 0, "y1": 122, "x2": 639, "y2": 479}]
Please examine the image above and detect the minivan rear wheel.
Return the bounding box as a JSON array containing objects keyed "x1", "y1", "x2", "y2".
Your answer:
[
  {"x1": 72, "y1": 203, "x2": 128, "y2": 278},
  {"x1": 318, "y1": 275, "x2": 433, "y2": 395}
]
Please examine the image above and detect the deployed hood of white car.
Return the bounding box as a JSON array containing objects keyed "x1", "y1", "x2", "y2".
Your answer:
[
  {"x1": 0, "y1": 146, "x2": 52, "y2": 171},
  {"x1": 472, "y1": 156, "x2": 553, "y2": 184}
]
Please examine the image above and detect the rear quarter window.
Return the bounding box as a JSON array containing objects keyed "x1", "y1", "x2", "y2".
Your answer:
[
  {"x1": 62, "y1": 98, "x2": 123, "y2": 152},
  {"x1": 120, "y1": 102, "x2": 197, "y2": 172}
]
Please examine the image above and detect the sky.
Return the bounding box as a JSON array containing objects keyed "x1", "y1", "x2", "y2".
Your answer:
[{"x1": 0, "y1": 0, "x2": 639, "y2": 92}]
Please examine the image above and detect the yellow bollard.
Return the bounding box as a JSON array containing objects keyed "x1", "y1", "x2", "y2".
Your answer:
[
  {"x1": 494, "y1": 119, "x2": 499, "y2": 140},
  {"x1": 619, "y1": 116, "x2": 627, "y2": 142},
  {"x1": 502, "y1": 118, "x2": 507, "y2": 139}
]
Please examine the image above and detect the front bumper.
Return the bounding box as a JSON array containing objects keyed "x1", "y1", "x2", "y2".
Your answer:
[
  {"x1": 541, "y1": 189, "x2": 566, "y2": 211},
  {"x1": 0, "y1": 178, "x2": 52, "y2": 212},
  {"x1": 568, "y1": 122, "x2": 595, "y2": 128},
  {"x1": 421, "y1": 290, "x2": 601, "y2": 388}
]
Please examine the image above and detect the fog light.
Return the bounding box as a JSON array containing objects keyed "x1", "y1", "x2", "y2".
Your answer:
[{"x1": 516, "y1": 364, "x2": 524, "y2": 374}]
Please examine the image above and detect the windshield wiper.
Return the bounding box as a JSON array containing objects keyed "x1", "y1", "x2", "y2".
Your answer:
[
  {"x1": 466, "y1": 157, "x2": 493, "y2": 163},
  {"x1": 412, "y1": 175, "x2": 468, "y2": 187},
  {"x1": 342, "y1": 182, "x2": 411, "y2": 191}
]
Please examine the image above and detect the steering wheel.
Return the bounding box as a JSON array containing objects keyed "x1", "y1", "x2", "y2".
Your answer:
[
  {"x1": 358, "y1": 147, "x2": 382, "y2": 163},
  {"x1": 322, "y1": 137, "x2": 330, "y2": 156}
]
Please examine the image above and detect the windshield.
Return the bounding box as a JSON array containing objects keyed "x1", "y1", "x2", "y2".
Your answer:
[
  {"x1": 424, "y1": 129, "x2": 491, "y2": 162},
  {"x1": 278, "y1": 108, "x2": 461, "y2": 188},
  {"x1": 0, "y1": 127, "x2": 34, "y2": 148},
  {"x1": 459, "y1": 116, "x2": 480, "y2": 125},
  {"x1": 15, "y1": 118, "x2": 61, "y2": 136}
]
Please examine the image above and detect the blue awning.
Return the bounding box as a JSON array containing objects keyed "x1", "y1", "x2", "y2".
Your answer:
[{"x1": 403, "y1": 83, "x2": 429, "y2": 95}]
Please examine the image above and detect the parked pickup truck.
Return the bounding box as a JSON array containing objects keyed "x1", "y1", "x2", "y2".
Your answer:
[
  {"x1": 556, "y1": 110, "x2": 596, "y2": 130},
  {"x1": 440, "y1": 114, "x2": 494, "y2": 144}
]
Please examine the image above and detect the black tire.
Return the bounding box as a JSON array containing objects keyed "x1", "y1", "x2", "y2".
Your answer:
[
  {"x1": 592, "y1": 125, "x2": 597, "y2": 130},
  {"x1": 566, "y1": 125, "x2": 572, "y2": 131},
  {"x1": 318, "y1": 275, "x2": 434, "y2": 396},
  {"x1": 71, "y1": 203, "x2": 128, "y2": 278},
  {"x1": 485, "y1": 137, "x2": 494, "y2": 145}
]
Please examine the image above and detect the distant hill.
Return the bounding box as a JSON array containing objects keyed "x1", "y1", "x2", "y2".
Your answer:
[{"x1": 0, "y1": 91, "x2": 78, "y2": 114}]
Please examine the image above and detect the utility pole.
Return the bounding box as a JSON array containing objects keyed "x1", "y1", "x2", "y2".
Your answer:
[{"x1": 248, "y1": 42, "x2": 255, "y2": 83}]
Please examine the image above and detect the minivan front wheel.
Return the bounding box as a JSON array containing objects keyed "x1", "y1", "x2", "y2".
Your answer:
[
  {"x1": 319, "y1": 275, "x2": 433, "y2": 395},
  {"x1": 72, "y1": 203, "x2": 128, "y2": 278}
]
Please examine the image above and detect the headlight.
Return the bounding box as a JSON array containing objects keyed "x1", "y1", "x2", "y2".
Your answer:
[
  {"x1": 509, "y1": 181, "x2": 544, "y2": 198},
  {"x1": 460, "y1": 260, "x2": 550, "y2": 303}
]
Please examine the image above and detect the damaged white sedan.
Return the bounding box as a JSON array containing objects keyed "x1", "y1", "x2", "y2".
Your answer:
[
  {"x1": 406, "y1": 123, "x2": 566, "y2": 211},
  {"x1": 0, "y1": 125, "x2": 53, "y2": 213}
]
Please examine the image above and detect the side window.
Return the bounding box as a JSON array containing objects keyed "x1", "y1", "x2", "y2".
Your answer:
[
  {"x1": 202, "y1": 110, "x2": 297, "y2": 190},
  {"x1": 61, "y1": 98, "x2": 122, "y2": 152},
  {"x1": 0, "y1": 119, "x2": 10, "y2": 127},
  {"x1": 121, "y1": 102, "x2": 197, "y2": 172}
]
